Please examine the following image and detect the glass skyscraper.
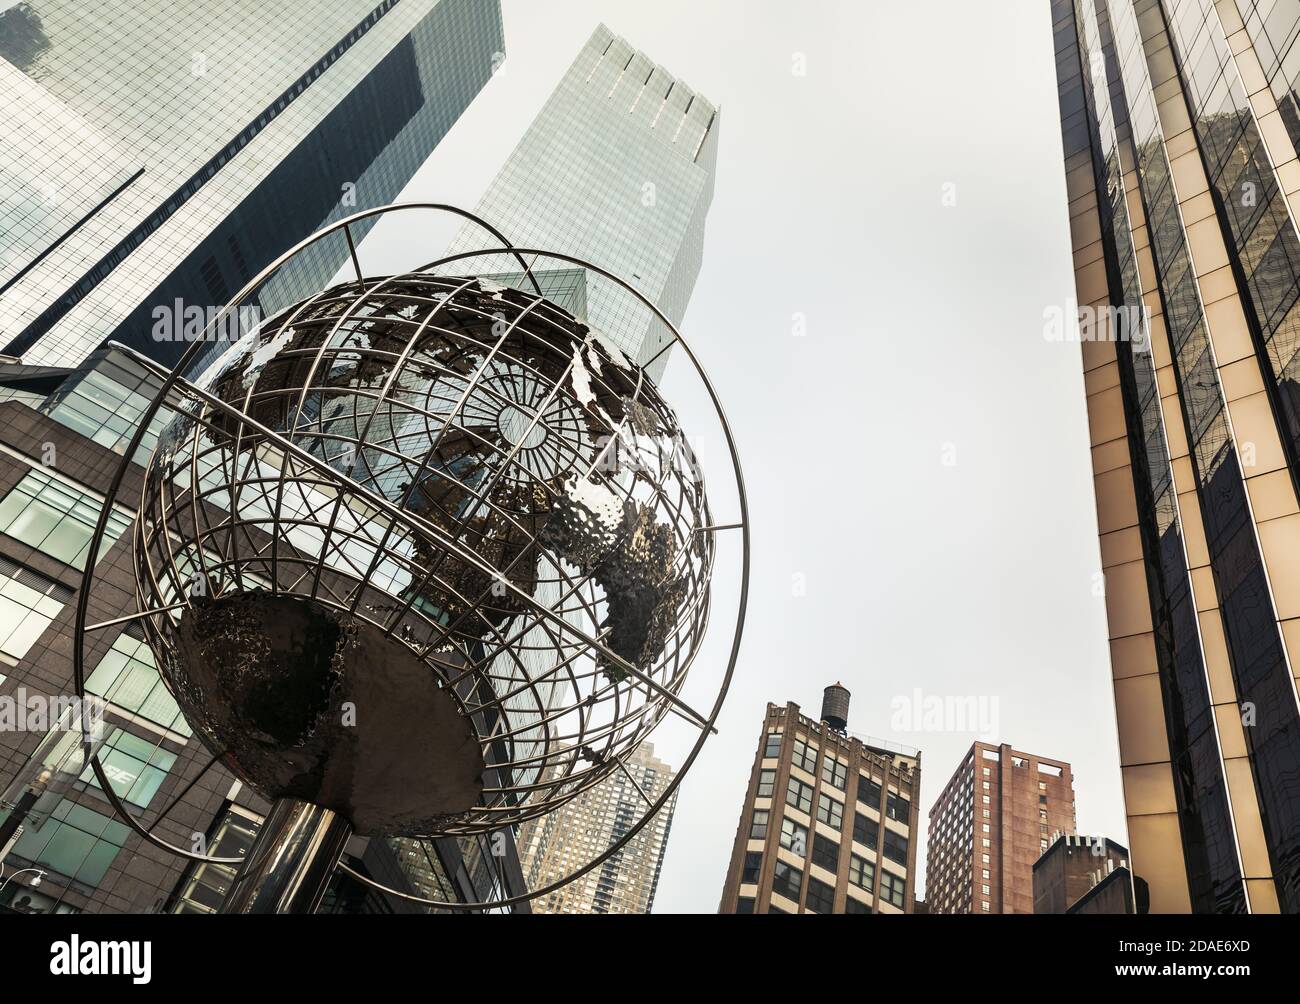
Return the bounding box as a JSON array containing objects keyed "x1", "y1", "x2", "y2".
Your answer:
[
  {"x1": 0, "y1": 0, "x2": 536, "y2": 914},
  {"x1": 0, "y1": 0, "x2": 506, "y2": 369},
  {"x1": 1051, "y1": 0, "x2": 1300, "y2": 913},
  {"x1": 442, "y1": 26, "x2": 721, "y2": 871},
  {"x1": 444, "y1": 23, "x2": 720, "y2": 382},
  {"x1": 0, "y1": 10, "x2": 723, "y2": 917}
]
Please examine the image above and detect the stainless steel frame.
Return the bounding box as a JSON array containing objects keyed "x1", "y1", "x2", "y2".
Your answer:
[{"x1": 71, "y1": 203, "x2": 750, "y2": 910}]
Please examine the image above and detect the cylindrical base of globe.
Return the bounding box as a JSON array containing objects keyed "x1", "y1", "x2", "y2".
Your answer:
[{"x1": 219, "y1": 797, "x2": 353, "y2": 914}]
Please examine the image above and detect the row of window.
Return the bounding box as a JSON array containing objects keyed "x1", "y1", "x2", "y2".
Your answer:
[
  {"x1": 779, "y1": 776, "x2": 910, "y2": 862},
  {"x1": 779, "y1": 772, "x2": 909, "y2": 825},
  {"x1": 738, "y1": 850, "x2": 905, "y2": 912},
  {"x1": 0, "y1": 469, "x2": 132, "y2": 572},
  {"x1": 763, "y1": 732, "x2": 910, "y2": 814},
  {"x1": 0, "y1": 556, "x2": 71, "y2": 664},
  {"x1": 0, "y1": 799, "x2": 129, "y2": 889},
  {"x1": 0, "y1": 463, "x2": 189, "y2": 903}
]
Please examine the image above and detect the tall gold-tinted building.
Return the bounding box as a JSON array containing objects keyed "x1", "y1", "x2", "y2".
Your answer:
[
  {"x1": 718, "y1": 686, "x2": 922, "y2": 914},
  {"x1": 1051, "y1": 0, "x2": 1300, "y2": 913},
  {"x1": 926, "y1": 743, "x2": 1077, "y2": 914}
]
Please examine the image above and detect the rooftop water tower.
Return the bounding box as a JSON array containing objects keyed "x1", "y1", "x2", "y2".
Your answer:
[{"x1": 821, "y1": 682, "x2": 851, "y2": 734}]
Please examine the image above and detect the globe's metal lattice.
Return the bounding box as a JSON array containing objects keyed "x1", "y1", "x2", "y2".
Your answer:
[{"x1": 132, "y1": 271, "x2": 714, "y2": 837}]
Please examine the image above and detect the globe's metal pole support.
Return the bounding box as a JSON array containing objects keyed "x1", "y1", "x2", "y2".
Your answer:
[{"x1": 219, "y1": 798, "x2": 353, "y2": 914}]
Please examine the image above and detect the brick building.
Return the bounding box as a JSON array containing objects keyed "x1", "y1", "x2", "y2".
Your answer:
[
  {"x1": 926, "y1": 742, "x2": 1076, "y2": 914},
  {"x1": 718, "y1": 686, "x2": 922, "y2": 914}
]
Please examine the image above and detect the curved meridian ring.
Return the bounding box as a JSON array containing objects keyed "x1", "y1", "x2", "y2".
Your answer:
[{"x1": 72, "y1": 204, "x2": 750, "y2": 910}]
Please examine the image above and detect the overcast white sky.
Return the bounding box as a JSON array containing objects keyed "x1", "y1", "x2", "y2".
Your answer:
[{"x1": 358, "y1": 0, "x2": 1128, "y2": 912}]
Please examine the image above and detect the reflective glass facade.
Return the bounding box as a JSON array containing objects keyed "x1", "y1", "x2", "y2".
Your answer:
[
  {"x1": 39, "y1": 345, "x2": 175, "y2": 464},
  {"x1": 1234, "y1": 1, "x2": 1300, "y2": 147},
  {"x1": 167, "y1": 803, "x2": 503, "y2": 914},
  {"x1": 444, "y1": 23, "x2": 719, "y2": 383},
  {"x1": 0, "y1": 351, "x2": 531, "y2": 912},
  {"x1": 2, "y1": 800, "x2": 130, "y2": 895},
  {"x1": 1053, "y1": 0, "x2": 1300, "y2": 913},
  {"x1": 442, "y1": 30, "x2": 720, "y2": 899},
  {"x1": 0, "y1": 468, "x2": 132, "y2": 571},
  {"x1": 84, "y1": 631, "x2": 192, "y2": 738},
  {"x1": 1162, "y1": 0, "x2": 1300, "y2": 490},
  {"x1": 0, "y1": 0, "x2": 504, "y2": 369}
]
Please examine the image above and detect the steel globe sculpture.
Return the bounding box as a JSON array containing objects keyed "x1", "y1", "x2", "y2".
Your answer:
[
  {"x1": 137, "y1": 272, "x2": 709, "y2": 836},
  {"x1": 73, "y1": 204, "x2": 748, "y2": 910}
]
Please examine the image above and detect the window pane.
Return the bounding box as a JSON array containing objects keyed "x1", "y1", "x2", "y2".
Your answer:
[
  {"x1": 811, "y1": 833, "x2": 839, "y2": 871},
  {"x1": 853, "y1": 812, "x2": 878, "y2": 849},
  {"x1": 805, "y1": 877, "x2": 834, "y2": 913},
  {"x1": 0, "y1": 471, "x2": 130, "y2": 570},
  {"x1": 10, "y1": 799, "x2": 127, "y2": 887},
  {"x1": 780, "y1": 817, "x2": 808, "y2": 856},
  {"x1": 74, "y1": 728, "x2": 176, "y2": 808},
  {"x1": 85, "y1": 633, "x2": 191, "y2": 736},
  {"x1": 0, "y1": 559, "x2": 70, "y2": 661},
  {"x1": 772, "y1": 861, "x2": 802, "y2": 901}
]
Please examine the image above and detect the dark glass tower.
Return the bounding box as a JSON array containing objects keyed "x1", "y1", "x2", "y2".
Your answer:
[{"x1": 0, "y1": 0, "x2": 506, "y2": 368}]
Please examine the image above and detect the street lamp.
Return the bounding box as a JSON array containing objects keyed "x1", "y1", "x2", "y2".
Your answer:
[{"x1": 0, "y1": 866, "x2": 47, "y2": 897}]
